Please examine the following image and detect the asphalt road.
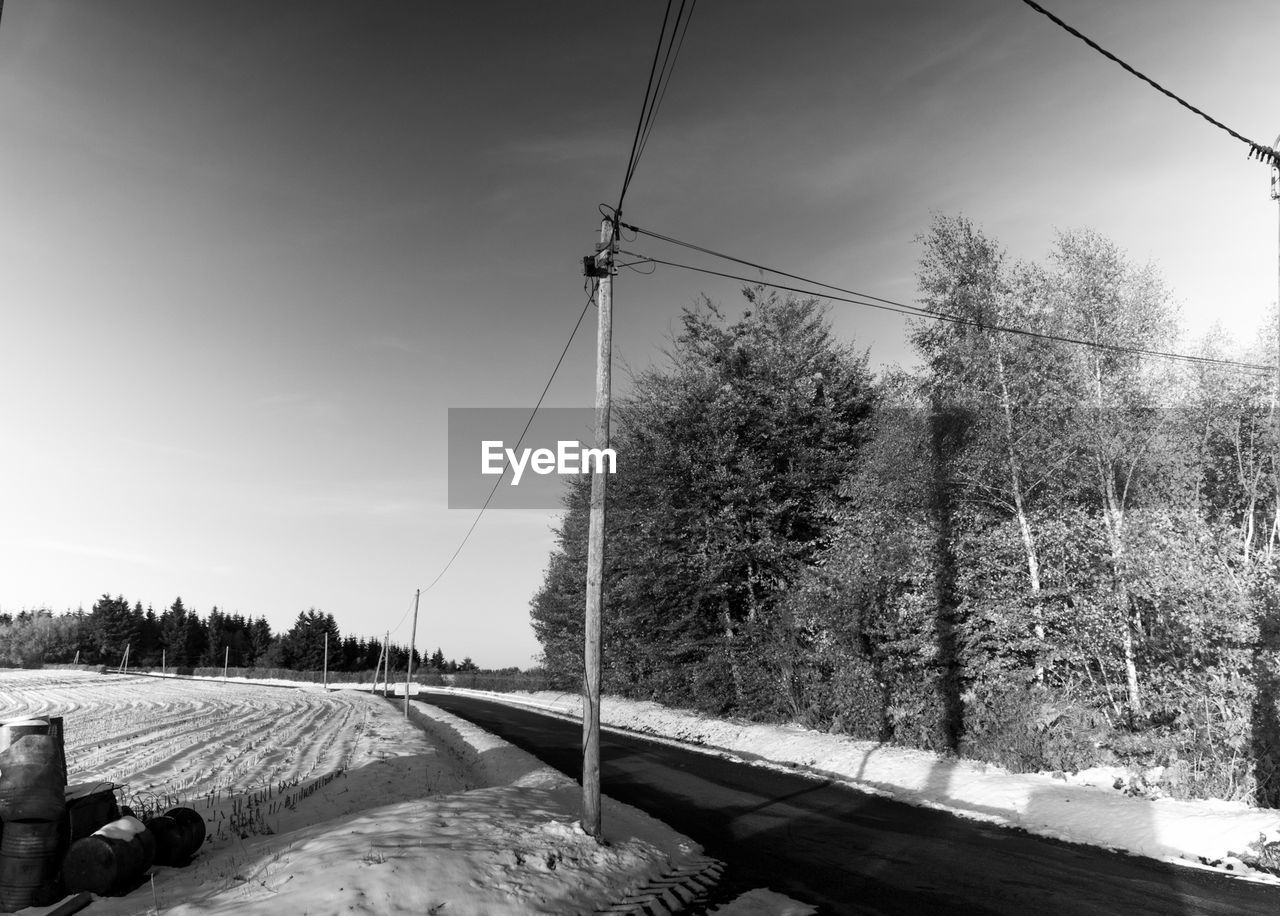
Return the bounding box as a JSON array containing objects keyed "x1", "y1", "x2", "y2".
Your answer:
[{"x1": 420, "y1": 691, "x2": 1280, "y2": 916}]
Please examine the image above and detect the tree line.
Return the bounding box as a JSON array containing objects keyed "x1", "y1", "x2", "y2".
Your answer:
[
  {"x1": 0, "y1": 598, "x2": 477, "y2": 674},
  {"x1": 532, "y1": 213, "x2": 1280, "y2": 805}
]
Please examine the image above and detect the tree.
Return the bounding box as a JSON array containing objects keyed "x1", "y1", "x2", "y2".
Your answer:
[
  {"x1": 532, "y1": 287, "x2": 876, "y2": 715},
  {"x1": 1047, "y1": 229, "x2": 1181, "y2": 719},
  {"x1": 912, "y1": 215, "x2": 1079, "y2": 684},
  {"x1": 159, "y1": 598, "x2": 190, "y2": 665},
  {"x1": 88, "y1": 595, "x2": 136, "y2": 664}
]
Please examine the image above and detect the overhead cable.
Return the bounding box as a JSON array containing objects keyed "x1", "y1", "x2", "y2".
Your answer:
[
  {"x1": 1017, "y1": 0, "x2": 1279, "y2": 167},
  {"x1": 417, "y1": 284, "x2": 598, "y2": 597},
  {"x1": 615, "y1": 0, "x2": 699, "y2": 219},
  {"x1": 624, "y1": 251, "x2": 1275, "y2": 374},
  {"x1": 632, "y1": 0, "x2": 699, "y2": 178}
]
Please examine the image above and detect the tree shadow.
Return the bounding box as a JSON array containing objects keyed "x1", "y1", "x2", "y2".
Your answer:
[
  {"x1": 1252, "y1": 591, "x2": 1280, "y2": 808},
  {"x1": 928, "y1": 406, "x2": 966, "y2": 753}
]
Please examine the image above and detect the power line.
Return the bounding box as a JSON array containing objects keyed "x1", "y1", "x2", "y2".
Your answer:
[
  {"x1": 389, "y1": 592, "x2": 418, "y2": 637},
  {"x1": 622, "y1": 219, "x2": 910, "y2": 313},
  {"x1": 623, "y1": 249, "x2": 1275, "y2": 374},
  {"x1": 1017, "y1": 0, "x2": 1279, "y2": 168},
  {"x1": 619, "y1": 219, "x2": 1276, "y2": 372},
  {"x1": 617, "y1": 0, "x2": 676, "y2": 216},
  {"x1": 416, "y1": 283, "x2": 598, "y2": 597},
  {"x1": 632, "y1": 0, "x2": 699, "y2": 177},
  {"x1": 616, "y1": 0, "x2": 699, "y2": 218}
]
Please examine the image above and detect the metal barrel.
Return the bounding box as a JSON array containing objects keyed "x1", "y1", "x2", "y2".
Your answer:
[
  {"x1": 0, "y1": 734, "x2": 67, "y2": 823},
  {"x1": 0, "y1": 820, "x2": 62, "y2": 912},
  {"x1": 61, "y1": 817, "x2": 154, "y2": 896},
  {"x1": 144, "y1": 815, "x2": 187, "y2": 866},
  {"x1": 162, "y1": 807, "x2": 206, "y2": 860},
  {"x1": 0, "y1": 718, "x2": 48, "y2": 753}
]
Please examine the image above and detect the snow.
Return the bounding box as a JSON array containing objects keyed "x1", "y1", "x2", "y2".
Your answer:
[
  {"x1": 424, "y1": 686, "x2": 1280, "y2": 883},
  {"x1": 708, "y1": 888, "x2": 818, "y2": 915},
  {"x1": 0, "y1": 670, "x2": 707, "y2": 915},
  {"x1": 17, "y1": 666, "x2": 1266, "y2": 912}
]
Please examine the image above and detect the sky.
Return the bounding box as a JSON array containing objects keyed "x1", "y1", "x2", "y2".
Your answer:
[{"x1": 0, "y1": 0, "x2": 1277, "y2": 668}]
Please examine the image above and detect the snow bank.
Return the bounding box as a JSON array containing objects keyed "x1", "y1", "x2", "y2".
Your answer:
[
  {"x1": 4, "y1": 672, "x2": 705, "y2": 915},
  {"x1": 425, "y1": 686, "x2": 1280, "y2": 881}
]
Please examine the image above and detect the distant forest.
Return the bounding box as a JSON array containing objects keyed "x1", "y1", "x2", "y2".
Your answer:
[
  {"x1": 532, "y1": 213, "x2": 1280, "y2": 806},
  {"x1": 0, "y1": 597, "x2": 478, "y2": 675}
]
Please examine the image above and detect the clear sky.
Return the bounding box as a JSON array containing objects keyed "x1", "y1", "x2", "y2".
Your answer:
[{"x1": 1, "y1": 1, "x2": 1277, "y2": 668}]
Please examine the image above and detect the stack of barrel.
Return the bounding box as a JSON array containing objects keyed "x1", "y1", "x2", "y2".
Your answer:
[
  {"x1": 60, "y1": 806, "x2": 203, "y2": 896},
  {"x1": 0, "y1": 717, "x2": 68, "y2": 912}
]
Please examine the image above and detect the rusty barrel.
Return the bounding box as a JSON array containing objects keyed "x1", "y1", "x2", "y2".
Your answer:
[
  {"x1": 0, "y1": 820, "x2": 63, "y2": 912},
  {"x1": 143, "y1": 815, "x2": 184, "y2": 866},
  {"x1": 61, "y1": 816, "x2": 154, "y2": 896},
  {"x1": 142, "y1": 807, "x2": 206, "y2": 866},
  {"x1": 0, "y1": 724, "x2": 66, "y2": 824},
  {"x1": 163, "y1": 807, "x2": 205, "y2": 860},
  {"x1": 0, "y1": 718, "x2": 48, "y2": 752}
]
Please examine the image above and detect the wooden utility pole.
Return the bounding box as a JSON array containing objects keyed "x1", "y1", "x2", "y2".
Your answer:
[
  {"x1": 404, "y1": 589, "x2": 420, "y2": 718},
  {"x1": 159, "y1": 649, "x2": 163, "y2": 676},
  {"x1": 1272, "y1": 135, "x2": 1279, "y2": 380},
  {"x1": 223, "y1": 646, "x2": 229, "y2": 680},
  {"x1": 322, "y1": 631, "x2": 329, "y2": 691},
  {"x1": 582, "y1": 217, "x2": 616, "y2": 840},
  {"x1": 382, "y1": 631, "x2": 390, "y2": 696}
]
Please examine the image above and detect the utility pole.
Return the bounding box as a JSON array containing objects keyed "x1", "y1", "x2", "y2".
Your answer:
[
  {"x1": 1272, "y1": 134, "x2": 1279, "y2": 380},
  {"x1": 405, "y1": 589, "x2": 420, "y2": 718},
  {"x1": 383, "y1": 631, "x2": 390, "y2": 696},
  {"x1": 582, "y1": 217, "x2": 616, "y2": 840},
  {"x1": 322, "y1": 631, "x2": 329, "y2": 691},
  {"x1": 223, "y1": 646, "x2": 229, "y2": 680}
]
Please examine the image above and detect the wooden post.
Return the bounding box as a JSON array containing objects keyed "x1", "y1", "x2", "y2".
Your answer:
[
  {"x1": 382, "y1": 631, "x2": 389, "y2": 696},
  {"x1": 404, "y1": 589, "x2": 420, "y2": 718},
  {"x1": 583, "y1": 218, "x2": 614, "y2": 840},
  {"x1": 120, "y1": 643, "x2": 130, "y2": 675},
  {"x1": 73, "y1": 650, "x2": 79, "y2": 667},
  {"x1": 371, "y1": 642, "x2": 384, "y2": 695},
  {"x1": 323, "y1": 631, "x2": 329, "y2": 691},
  {"x1": 223, "y1": 646, "x2": 229, "y2": 680},
  {"x1": 1273, "y1": 135, "x2": 1279, "y2": 382}
]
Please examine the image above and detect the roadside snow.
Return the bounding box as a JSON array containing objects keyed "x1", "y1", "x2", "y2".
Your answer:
[
  {"x1": 424, "y1": 686, "x2": 1280, "y2": 883},
  {"x1": 1, "y1": 670, "x2": 703, "y2": 915}
]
